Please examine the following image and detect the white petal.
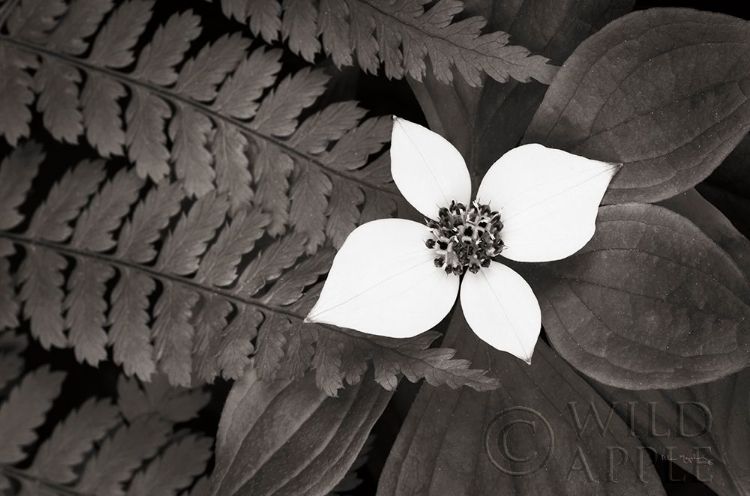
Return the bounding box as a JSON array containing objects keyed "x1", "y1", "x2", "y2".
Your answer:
[
  {"x1": 477, "y1": 144, "x2": 620, "y2": 262},
  {"x1": 305, "y1": 218, "x2": 459, "y2": 338},
  {"x1": 390, "y1": 117, "x2": 471, "y2": 219},
  {"x1": 460, "y1": 262, "x2": 541, "y2": 363}
]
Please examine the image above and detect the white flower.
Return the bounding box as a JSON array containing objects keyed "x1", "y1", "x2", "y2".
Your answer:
[{"x1": 305, "y1": 118, "x2": 620, "y2": 364}]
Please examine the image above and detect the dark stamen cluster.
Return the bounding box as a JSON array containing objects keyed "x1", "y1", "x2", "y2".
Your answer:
[{"x1": 425, "y1": 200, "x2": 504, "y2": 276}]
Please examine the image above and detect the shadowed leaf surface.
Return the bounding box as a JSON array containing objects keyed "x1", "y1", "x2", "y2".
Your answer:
[
  {"x1": 587, "y1": 189, "x2": 750, "y2": 496},
  {"x1": 660, "y1": 189, "x2": 750, "y2": 278},
  {"x1": 593, "y1": 360, "x2": 750, "y2": 496},
  {"x1": 524, "y1": 8, "x2": 750, "y2": 203},
  {"x1": 209, "y1": 368, "x2": 392, "y2": 496},
  {"x1": 529, "y1": 203, "x2": 750, "y2": 389},
  {"x1": 377, "y1": 310, "x2": 666, "y2": 496}
]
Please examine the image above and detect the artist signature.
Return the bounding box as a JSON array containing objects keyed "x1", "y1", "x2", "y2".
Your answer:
[{"x1": 660, "y1": 453, "x2": 713, "y2": 466}]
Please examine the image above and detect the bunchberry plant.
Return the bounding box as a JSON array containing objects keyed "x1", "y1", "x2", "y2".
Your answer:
[{"x1": 1, "y1": 1, "x2": 749, "y2": 495}]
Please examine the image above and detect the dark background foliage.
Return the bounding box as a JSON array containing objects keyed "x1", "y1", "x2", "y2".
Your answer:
[{"x1": 5, "y1": 0, "x2": 748, "y2": 494}]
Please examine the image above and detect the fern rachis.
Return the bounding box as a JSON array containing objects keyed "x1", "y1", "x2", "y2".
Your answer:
[
  {"x1": 216, "y1": 0, "x2": 558, "y2": 85},
  {"x1": 0, "y1": 141, "x2": 498, "y2": 394},
  {"x1": 0, "y1": 0, "x2": 502, "y2": 397},
  {"x1": 0, "y1": 0, "x2": 400, "y2": 242}
]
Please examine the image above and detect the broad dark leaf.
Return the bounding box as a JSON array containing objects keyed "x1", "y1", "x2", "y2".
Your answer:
[
  {"x1": 660, "y1": 189, "x2": 750, "y2": 278},
  {"x1": 524, "y1": 8, "x2": 750, "y2": 203},
  {"x1": 585, "y1": 189, "x2": 750, "y2": 496},
  {"x1": 593, "y1": 370, "x2": 750, "y2": 496},
  {"x1": 378, "y1": 309, "x2": 666, "y2": 496},
  {"x1": 209, "y1": 368, "x2": 391, "y2": 496},
  {"x1": 410, "y1": 0, "x2": 633, "y2": 176},
  {"x1": 529, "y1": 203, "x2": 750, "y2": 389}
]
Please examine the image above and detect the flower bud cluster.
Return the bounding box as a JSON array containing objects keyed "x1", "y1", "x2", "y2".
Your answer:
[{"x1": 425, "y1": 200, "x2": 504, "y2": 276}]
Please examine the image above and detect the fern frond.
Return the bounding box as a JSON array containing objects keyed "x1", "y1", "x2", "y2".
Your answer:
[
  {"x1": 215, "y1": 0, "x2": 556, "y2": 86},
  {"x1": 0, "y1": 148, "x2": 496, "y2": 394},
  {"x1": 0, "y1": 363, "x2": 212, "y2": 496},
  {"x1": 0, "y1": 0, "x2": 397, "y2": 238}
]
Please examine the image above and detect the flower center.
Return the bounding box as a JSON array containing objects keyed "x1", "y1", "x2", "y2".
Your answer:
[{"x1": 425, "y1": 200, "x2": 504, "y2": 276}]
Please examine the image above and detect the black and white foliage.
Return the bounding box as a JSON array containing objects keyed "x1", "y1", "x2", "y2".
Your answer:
[
  {"x1": 1, "y1": 0, "x2": 750, "y2": 495},
  {"x1": 0, "y1": 143, "x2": 498, "y2": 393},
  {"x1": 209, "y1": 367, "x2": 391, "y2": 496},
  {"x1": 214, "y1": 0, "x2": 556, "y2": 85},
  {"x1": 0, "y1": 0, "x2": 400, "y2": 239},
  {"x1": 0, "y1": 331, "x2": 211, "y2": 496}
]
